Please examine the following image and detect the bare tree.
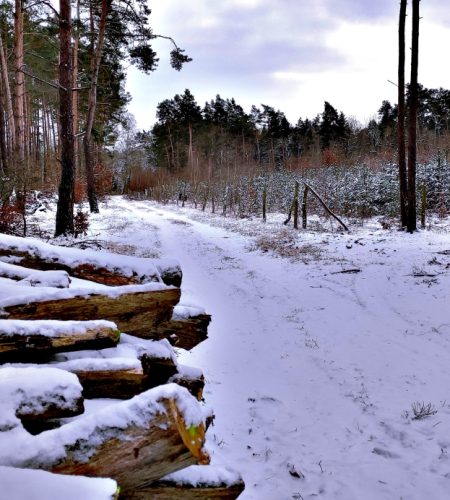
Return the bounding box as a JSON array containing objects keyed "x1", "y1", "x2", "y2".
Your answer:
[
  {"x1": 407, "y1": 0, "x2": 420, "y2": 232},
  {"x1": 398, "y1": 0, "x2": 408, "y2": 227}
]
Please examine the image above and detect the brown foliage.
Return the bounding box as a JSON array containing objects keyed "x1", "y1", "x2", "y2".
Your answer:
[{"x1": 0, "y1": 202, "x2": 22, "y2": 234}]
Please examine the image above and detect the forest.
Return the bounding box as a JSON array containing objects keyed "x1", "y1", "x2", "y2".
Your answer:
[{"x1": 0, "y1": 0, "x2": 449, "y2": 237}]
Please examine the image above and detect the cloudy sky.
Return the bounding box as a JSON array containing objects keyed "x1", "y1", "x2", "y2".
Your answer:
[{"x1": 126, "y1": 0, "x2": 450, "y2": 130}]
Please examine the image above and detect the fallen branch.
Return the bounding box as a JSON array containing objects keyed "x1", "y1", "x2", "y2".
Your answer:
[{"x1": 304, "y1": 183, "x2": 349, "y2": 232}]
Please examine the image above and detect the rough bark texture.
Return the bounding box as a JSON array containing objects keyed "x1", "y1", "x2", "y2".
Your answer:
[
  {"x1": 137, "y1": 314, "x2": 211, "y2": 350},
  {"x1": 0, "y1": 322, "x2": 120, "y2": 362},
  {"x1": 55, "y1": 0, "x2": 75, "y2": 236},
  {"x1": 50, "y1": 398, "x2": 209, "y2": 492},
  {"x1": 407, "y1": 0, "x2": 420, "y2": 233},
  {"x1": 398, "y1": 0, "x2": 408, "y2": 227},
  {"x1": 1, "y1": 287, "x2": 181, "y2": 337},
  {"x1": 64, "y1": 353, "x2": 177, "y2": 399},
  {"x1": 121, "y1": 482, "x2": 245, "y2": 500}
]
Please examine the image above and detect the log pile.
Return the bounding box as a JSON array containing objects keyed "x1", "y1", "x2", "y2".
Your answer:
[{"x1": 0, "y1": 235, "x2": 244, "y2": 498}]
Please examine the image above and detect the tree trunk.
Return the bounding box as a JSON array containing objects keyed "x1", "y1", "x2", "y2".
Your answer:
[
  {"x1": 398, "y1": 0, "x2": 408, "y2": 227},
  {"x1": 73, "y1": 0, "x2": 80, "y2": 177},
  {"x1": 302, "y1": 184, "x2": 309, "y2": 229},
  {"x1": 13, "y1": 0, "x2": 25, "y2": 176},
  {"x1": 0, "y1": 32, "x2": 15, "y2": 169},
  {"x1": 83, "y1": 0, "x2": 111, "y2": 214},
  {"x1": 407, "y1": 0, "x2": 420, "y2": 233},
  {"x1": 55, "y1": 0, "x2": 75, "y2": 236},
  {"x1": 293, "y1": 181, "x2": 299, "y2": 229}
]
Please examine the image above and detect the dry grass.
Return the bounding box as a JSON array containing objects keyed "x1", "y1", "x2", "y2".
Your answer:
[
  {"x1": 101, "y1": 241, "x2": 160, "y2": 259},
  {"x1": 249, "y1": 228, "x2": 323, "y2": 262}
]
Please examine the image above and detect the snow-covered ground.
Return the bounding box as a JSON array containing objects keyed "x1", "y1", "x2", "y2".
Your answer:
[{"x1": 29, "y1": 197, "x2": 450, "y2": 499}]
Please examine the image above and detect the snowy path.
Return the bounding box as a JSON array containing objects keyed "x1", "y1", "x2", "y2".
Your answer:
[{"x1": 94, "y1": 198, "x2": 450, "y2": 500}]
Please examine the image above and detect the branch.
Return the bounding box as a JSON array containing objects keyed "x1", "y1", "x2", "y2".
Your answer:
[
  {"x1": 24, "y1": 1, "x2": 59, "y2": 17},
  {"x1": 21, "y1": 66, "x2": 65, "y2": 91},
  {"x1": 154, "y1": 34, "x2": 180, "y2": 50},
  {"x1": 304, "y1": 182, "x2": 349, "y2": 231}
]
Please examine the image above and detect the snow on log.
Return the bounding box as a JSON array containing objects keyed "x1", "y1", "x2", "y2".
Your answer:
[
  {"x1": 54, "y1": 351, "x2": 179, "y2": 400},
  {"x1": 122, "y1": 465, "x2": 245, "y2": 499},
  {"x1": 0, "y1": 320, "x2": 120, "y2": 362},
  {"x1": 0, "y1": 234, "x2": 182, "y2": 286},
  {"x1": 55, "y1": 357, "x2": 146, "y2": 399},
  {"x1": 0, "y1": 261, "x2": 71, "y2": 288},
  {"x1": 53, "y1": 336, "x2": 203, "y2": 399},
  {"x1": 168, "y1": 365, "x2": 205, "y2": 402},
  {"x1": 0, "y1": 283, "x2": 181, "y2": 337},
  {"x1": 0, "y1": 366, "x2": 84, "y2": 432},
  {"x1": 0, "y1": 466, "x2": 119, "y2": 500},
  {"x1": 0, "y1": 384, "x2": 209, "y2": 492},
  {"x1": 139, "y1": 305, "x2": 211, "y2": 349}
]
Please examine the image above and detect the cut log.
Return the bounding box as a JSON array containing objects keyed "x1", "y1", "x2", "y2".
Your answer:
[
  {"x1": 0, "y1": 233, "x2": 182, "y2": 286},
  {"x1": 55, "y1": 352, "x2": 179, "y2": 400},
  {"x1": 0, "y1": 385, "x2": 210, "y2": 492},
  {"x1": 122, "y1": 483, "x2": 245, "y2": 499},
  {"x1": 150, "y1": 314, "x2": 211, "y2": 350},
  {"x1": 169, "y1": 365, "x2": 205, "y2": 401},
  {"x1": 55, "y1": 358, "x2": 147, "y2": 399},
  {"x1": 0, "y1": 283, "x2": 181, "y2": 338},
  {"x1": 0, "y1": 366, "x2": 84, "y2": 434},
  {"x1": 121, "y1": 465, "x2": 245, "y2": 500},
  {"x1": 0, "y1": 319, "x2": 120, "y2": 362},
  {"x1": 139, "y1": 306, "x2": 211, "y2": 349}
]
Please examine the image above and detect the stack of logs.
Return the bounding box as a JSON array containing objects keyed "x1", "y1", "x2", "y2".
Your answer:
[{"x1": 0, "y1": 235, "x2": 244, "y2": 499}]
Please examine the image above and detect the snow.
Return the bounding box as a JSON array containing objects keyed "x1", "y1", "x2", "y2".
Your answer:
[
  {"x1": 19, "y1": 270, "x2": 71, "y2": 288},
  {"x1": 173, "y1": 304, "x2": 207, "y2": 320},
  {"x1": 0, "y1": 466, "x2": 117, "y2": 500},
  {"x1": 0, "y1": 279, "x2": 172, "y2": 315},
  {"x1": 162, "y1": 464, "x2": 242, "y2": 487},
  {"x1": 53, "y1": 335, "x2": 177, "y2": 364},
  {"x1": 0, "y1": 319, "x2": 117, "y2": 337},
  {"x1": 0, "y1": 261, "x2": 71, "y2": 288},
  {"x1": 0, "y1": 366, "x2": 82, "y2": 426},
  {"x1": 79, "y1": 196, "x2": 450, "y2": 500},
  {"x1": 3, "y1": 195, "x2": 450, "y2": 498},
  {"x1": 0, "y1": 232, "x2": 177, "y2": 284},
  {"x1": 54, "y1": 356, "x2": 142, "y2": 372},
  {"x1": 0, "y1": 383, "x2": 204, "y2": 469}
]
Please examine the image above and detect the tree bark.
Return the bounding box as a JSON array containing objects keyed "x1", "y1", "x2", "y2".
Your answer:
[
  {"x1": 149, "y1": 313, "x2": 211, "y2": 350},
  {"x1": 1, "y1": 285, "x2": 181, "y2": 338},
  {"x1": 0, "y1": 319, "x2": 120, "y2": 362},
  {"x1": 407, "y1": 0, "x2": 420, "y2": 233},
  {"x1": 55, "y1": 0, "x2": 75, "y2": 236},
  {"x1": 13, "y1": 0, "x2": 25, "y2": 175},
  {"x1": 0, "y1": 31, "x2": 15, "y2": 169},
  {"x1": 83, "y1": 0, "x2": 111, "y2": 214},
  {"x1": 398, "y1": 0, "x2": 408, "y2": 227},
  {"x1": 48, "y1": 390, "x2": 210, "y2": 491}
]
